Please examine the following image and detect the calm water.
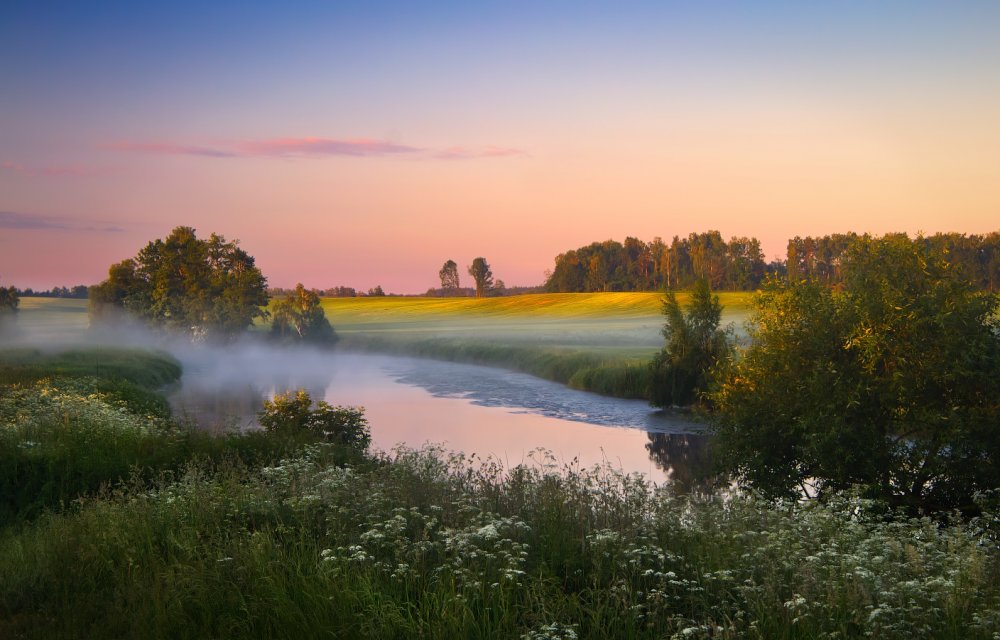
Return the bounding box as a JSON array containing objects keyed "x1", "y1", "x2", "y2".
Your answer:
[{"x1": 168, "y1": 347, "x2": 713, "y2": 486}]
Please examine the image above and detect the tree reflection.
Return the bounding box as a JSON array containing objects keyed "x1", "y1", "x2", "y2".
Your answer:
[
  {"x1": 170, "y1": 368, "x2": 334, "y2": 435},
  {"x1": 645, "y1": 432, "x2": 726, "y2": 495}
]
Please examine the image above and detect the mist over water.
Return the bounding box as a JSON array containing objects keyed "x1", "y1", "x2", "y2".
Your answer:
[{"x1": 6, "y1": 304, "x2": 710, "y2": 483}]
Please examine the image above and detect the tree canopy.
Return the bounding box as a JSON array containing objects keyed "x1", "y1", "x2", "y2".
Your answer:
[
  {"x1": 711, "y1": 235, "x2": 1000, "y2": 513},
  {"x1": 89, "y1": 226, "x2": 269, "y2": 340},
  {"x1": 649, "y1": 279, "x2": 731, "y2": 408},
  {"x1": 270, "y1": 283, "x2": 337, "y2": 345},
  {"x1": 438, "y1": 260, "x2": 461, "y2": 294},
  {"x1": 468, "y1": 257, "x2": 494, "y2": 298},
  {"x1": 546, "y1": 233, "x2": 771, "y2": 293}
]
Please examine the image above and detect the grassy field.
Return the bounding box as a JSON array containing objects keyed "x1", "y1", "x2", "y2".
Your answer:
[
  {"x1": 320, "y1": 292, "x2": 753, "y2": 398},
  {"x1": 11, "y1": 293, "x2": 754, "y2": 399},
  {"x1": 323, "y1": 291, "x2": 751, "y2": 340}
]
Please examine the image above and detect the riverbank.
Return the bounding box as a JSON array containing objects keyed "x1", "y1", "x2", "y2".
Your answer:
[
  {"x1": 323, "y1": 292, "x2": 751, "y2": 399},
  {"x1": 2, "y1": 346, "x2": 998, "y2": 638}
]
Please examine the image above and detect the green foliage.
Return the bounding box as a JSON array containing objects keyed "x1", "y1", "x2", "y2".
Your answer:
[
  {"x1": 1, "y1": 446, "x2": 998, "y2": 639},
  {"x1": 712, "y1": 235, "x2": 1000, "y2": 512},
  {"x1": 649, "y1": 279, "x2": 731, "y2": 407},
  {"x1": 0, "y1": 347, "x2": 181, "y2": 388},
  {"x1": 546, "y1": 233, "x2": 771, "y2": 293},
  {"x1": 468, "y1": 257, "x2": 494, "y2": 297},
  {"x1": 259, "y1": 390, "x2": 370, "y2": 451},
  {"x1": 788, "y1": 230, "x2": 1000, "y2": 291},
  {"x1": 89, "y1": 226, "x2": 269, "y2": 340},
  {"x1": 270, "y1": 283, "x2": 338, "y2": 345}
]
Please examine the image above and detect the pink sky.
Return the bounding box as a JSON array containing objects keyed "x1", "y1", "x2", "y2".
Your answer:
[{"x1": 2, "y1": 2, "x2": 999, "y2": 292}]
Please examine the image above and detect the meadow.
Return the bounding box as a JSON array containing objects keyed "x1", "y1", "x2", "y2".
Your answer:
[
  {"x1": 1, "y1": 347, "x2": 998, "y2": 638},
  {"x1": 11, "y1": 293, "x2": 753, "y2": 399},
  {"x1": 321, "y1": 293, "x2": 752, "y2": 398},
  {"x1": 3, "y1": 300, "x2": 999, "y2": 638}
]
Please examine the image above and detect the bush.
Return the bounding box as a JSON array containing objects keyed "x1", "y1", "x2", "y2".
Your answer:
[{"x1": 259, "y1": 390, "x2": 370, "y2": 451}]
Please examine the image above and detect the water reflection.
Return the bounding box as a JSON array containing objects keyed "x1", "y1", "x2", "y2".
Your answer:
[
  {"x1": 645, "y1": 432, "x2": 726, "y2": 494},
  {"x1": 168, "y1": 349, "x2": 714, "y2": 484}
]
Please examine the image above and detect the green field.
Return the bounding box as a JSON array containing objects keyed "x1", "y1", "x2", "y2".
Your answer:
[
  {"x1": 7, "y1": 297, "x2": 89, "y2": 341},
  {"x1": 318, "y1": 292, "x2": 752, "y2": 397},
  {"x1": 11, "y1": 293, "x2": 754, "y2": 398}
]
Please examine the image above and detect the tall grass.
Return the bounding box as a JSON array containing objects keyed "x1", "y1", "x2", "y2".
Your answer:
[
  {"x1": 1, "y1": 344, "x2": 997, "y2": 638},
  {"x1": 1, "y1": 445, "x2": 997, "y2": 639}
]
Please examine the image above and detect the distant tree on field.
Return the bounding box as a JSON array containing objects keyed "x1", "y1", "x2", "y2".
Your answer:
[
  {"x1": 468, "y1": 257, "x2": 494, "y2": 298},
  {"x1": 0, "y1": 278, "x2": 20, "y2": 333},
  {"x1": 270, "y1": 283, "x2": 338, "y2": 345},
  {"x1": 0, "y1": 278, "x2": 19, "y2": 314},
  {"x1": 88, "y1": 226, "x2": 269, "y2": 340},
  {"x1": 438, "y1": 260, "x2": 461, "y2": 294},
  {"x1": 367, "y1": 285, "x2": 385, "y2": 297}
]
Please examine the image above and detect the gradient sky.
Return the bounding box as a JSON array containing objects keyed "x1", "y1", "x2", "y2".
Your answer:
[{"x1": 2, "y1": 1, "x2": 999, "y2": 292}]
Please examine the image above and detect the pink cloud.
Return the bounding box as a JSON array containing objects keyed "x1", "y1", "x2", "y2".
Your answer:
[
  {"x1": 105, "y1": 137, "x2": 527, "y2": 161},
  {"x1": 1, "y1": 160, "x2": 99, "y2": 177},
  {"x1": 101, "y1": 141, "x2": 235, "y2": 157},
  {"x1": 235, "y1": 137, "x2": 421, "y2": 157}
]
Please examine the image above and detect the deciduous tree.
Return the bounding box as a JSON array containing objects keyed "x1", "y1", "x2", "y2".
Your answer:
[
  {"x1": 270, "y1": 283, "x2": 337, "y2": 345},
  {"x1": 89, "y1": 226, "x2": 268, "y2": 340},
  {"x1": 438, "y1": 260, "x2": 460, "y2": 294},
  {"x1": 468, "y1": 257, "x2": 494, "y2": 298},
  {"x1": 712, "y1": 236, "x2": 1000, "y2": 513}
]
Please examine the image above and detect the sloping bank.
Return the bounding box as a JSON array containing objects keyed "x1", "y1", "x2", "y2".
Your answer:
[{"x1": 337, "y1": 334, "x2": 653, "y2": 399}]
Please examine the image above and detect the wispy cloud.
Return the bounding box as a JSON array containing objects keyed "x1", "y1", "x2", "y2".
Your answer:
[
  {"x1": 433, "y1": 146, "x2": 528, "y2": 160},
  {"x1": 101, "y1": 142, "x2": 236, "y2": 157},
  {"x1": 235, "y1": 137, "x2": 421, "y2": 157},
  {"x1": 1, "y1": 160, "x2": 98, "y2": 177},
  {"x1": 104, "y1": 137, "x2": 526, "y2": 160},
  {"x1": 0, "y1": 211, "x2": 124, "y2": 233}
]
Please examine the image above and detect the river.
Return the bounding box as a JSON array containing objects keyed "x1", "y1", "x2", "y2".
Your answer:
[{"x1": 168, "y1": 347, "x2": 713, "y2": 486}]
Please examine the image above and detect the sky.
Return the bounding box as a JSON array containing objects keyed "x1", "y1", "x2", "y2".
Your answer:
[{"x1": 2, "y1": 1, "x2": 999, "y2": 292}]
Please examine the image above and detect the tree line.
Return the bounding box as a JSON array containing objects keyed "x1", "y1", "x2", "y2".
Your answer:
[
  {"x1": 268, "y1": 285, "x2": 387, "y2": 298},
  {"x1": 545, "y1": 230, "x2": 1000, "y2": 293},
  {"x1": 787, "y1": 231, "x2": 1000, "y2": 291},
  {"x1": 10, "y1": 285, "x2": 89, "y2": 298},
  {"x1": 545, "y1": 232, "x2": 780, "y2": 293}
]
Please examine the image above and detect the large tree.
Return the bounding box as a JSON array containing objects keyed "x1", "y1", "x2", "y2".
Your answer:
[
  {"x1": 89, "y1": 226, "x2": 269, "y2": 340},
  {"x1": 468, "y1": 257, "x2": 494, "y2": 298},
  {"x1": 712, "y1": 235, "x2": 1000, "y2": 513},
  {"x1": 438, "y1": 259, "x2": 460, "y2": 294},
  {"x1": 270, "y1": 283, "x2": 337, "y2": 345},
  {"x1": 649, "y1": 279, "x2": 731, "y2": 408}
]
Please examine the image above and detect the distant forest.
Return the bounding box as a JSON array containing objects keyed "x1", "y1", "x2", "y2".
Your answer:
[
  {"x1": 13, "y1": 285, "x2": 89, "y2": 298},
  {"x1": 545, "y1": 231, "x2": 1000, "y2": 292}
]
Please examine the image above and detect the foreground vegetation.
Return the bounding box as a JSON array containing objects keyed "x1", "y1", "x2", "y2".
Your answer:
[{"x1": 2, "y1": 346, "x2": 999, "y2": 638}]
